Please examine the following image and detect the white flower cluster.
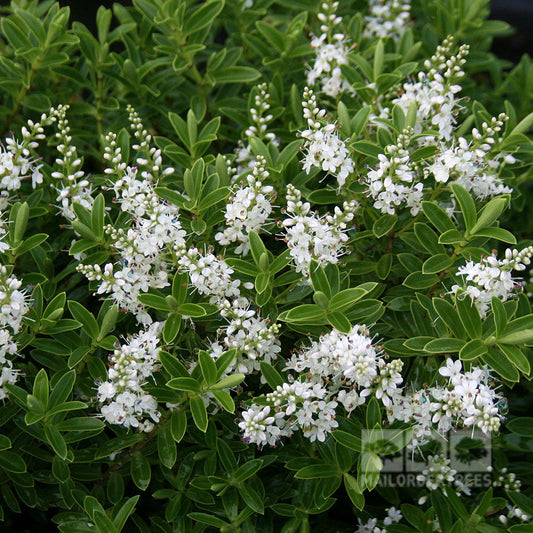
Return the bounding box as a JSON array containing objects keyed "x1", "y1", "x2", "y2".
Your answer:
[
  {"x1": 77, "y1": 110, "x2": 182, "y2": 325},
  {"x1": 499, "y1": 505, "x2": 531, "y2": 525},
  {"x1": 175, "y1": 244, "x2": 241, "y2": 304},
  {"x1": 240, "y1": 325, "x2": 403, "y2": 446},
  {"x1": 0, "y1": 214, "x2": 8, "y2": 254},
  {"x1": 50, "y1": 105, "x2": 94, "y2": 221},
  {"x1": 211, "y1": 297, "x2": 281, "y2": 375},
  {"x1": 356, "y1": 506, "x2": 403, "y2": 533},
  {"x1": 427, "y1": 115, "x2": 514, "y2": 200},
  {"x1": 416, "y1": 454, "x2": 471, "y2": 495},
  {"x1": 215, "y1": 156, "x2": 275, "y2": 255},
  {"x1": 307, "y1": 1, "x2": 353, "y2": 98},
  {"x1": 393, "y1": 37, "x2": 468, "y2": 140},
  {"x1": 451, "y1": 246, "x2": 533, "y2": 318},
  {"x1": 239, "y1": 381, "x2": 338, "y2": 445},
  {"x1": 285, "y1": 325, "x2": 403, "y2": 411},
  {"x1": 97, "y1": 322, "x2": 162, "y2": 432},
  {"x1": 363, "y1": 0, "x2": 411, "y2": 41},
  {"x1": 300, "y1": 87, "x2": 355, "y2": 188},
  {"x1": 0, "y1": 114, "x2": 52, "y2": 193},
  {"x1": 282, "y1": 184, "x2": 357, "y2": 276},
  {"x1": 0, "y1": 265, "x2": 29, "y2": 399},
  {"x1": 387, "y1": 358, "x2": 504, "y2": 447},
  {"x1": 364, "y1": 128, "x2": 424, "y2": 215},
  {"x1": 234, "y1": 83, "x2": 278, "y2": 174}
]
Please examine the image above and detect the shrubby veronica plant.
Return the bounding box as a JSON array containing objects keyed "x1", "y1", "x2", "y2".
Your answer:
[{"x1": 1, "y1": 0, "x2": 533, "y2": 531}]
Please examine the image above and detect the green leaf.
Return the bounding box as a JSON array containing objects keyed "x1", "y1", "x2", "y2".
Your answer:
[
  {"x1": 423, "y1": 338, "x2": 466, "y2": 353},
  {"x1": 198, "y1": 351, "x2": 217, "y2": 386},
  {"x1": 187, "y1": 513, "x2": 230, "y2": 529},
  {"x1": 178, "y1": 303, "x2": 207, "y2": 318},
  {"x1": 225, "y1": 258, "x2": 260, "y2": 276},
  {"x1": 295, "y1": 464, "x2": 338, "y2": 479},
  {"x1": 351, "y1": 140, "x2": 383, "y2": 158},
  {"x1": 496, "y1": 314, "x2": 533, "y2": 344},
  {"x1": 327, "y1": 312, "x2": 351, "y2": 333},
  {"x1": 331, "y1": 430, "x2": 362, "y2": 452},
  {"x1": 0, "y1": 451, "x2": 26, "y2": 473},
  {"x1": 260, "y1": 362, "x2": 284, "y2": 389},
  {"x1": 372, "y1": 214, "x2": 397, "y2": 238},
  {"x1": 456, "y1": 297, "x2": 482, "y2": 338},
  {"x1": 433, "y1": 298, "x2": 466, "y2": 339},
  {"x1": 171, "y1": 410, "x2": 187, "y2": 442},
  {"x1": 113, "y1": 495, "x2": 139, "y2": 531},
  {"x1": 210, "y1": 373, "x2": 245, "y2": 390},
  {"x1": 507, "y1": 492, "x2": 533, "y2": 517},
  {"x1": 233, "y1": 459, "x2": 264, "y2": 483},
  {"x1": 403, "y1": 271, "x2": 439, "y2": 289},
  {"x1": 413, "y1": 222, "x2": 444, "y2": 255},
  {"x1": 344, "y1": 473, "x2": 364, "y2": 510},
  {"x1": 422, "y1": 201, "x2": 456, "y2": 233},
  {"x1": 329, "y1": 284, "x2": 377, "y2": 313},
  {"x1": 491, "y1": 297, "x2": 507, "y2": 338},
  {"x1": 459, "y1": 339, "x2": 487, "y2": 361},
  {"x1": 249, "y1": 231, "x2": 267, "y2": 266},
  {"x1": 33, "y1": 368, "x2": 49, "y2": 409},
  {"x1": 277, "y1": 304, "x2": 327, "y2": 325},
  {"x1": 137, "y1": 294, "x2": 172, "y2": 311},
  {"x1": 376, "y1": 253, "x2": 392, "y2": 280},
  {"x1": 159, "y1": 351, "x2": 188, "y2": 379},
  {"x1": 213, "y1": 66, "x2": 261, "y2": 84},
  {"x1": 422, "y1": 254, "x2": 454, "y2": 274},
  {"x1": 471, "y1": 227, "x2": 516, "y2": 244},
  {"x1": 450, "y1": 183, "x2": 477, "y2": 232},
  {"x1": 158, "y1": 424, "x2": 177, "y2": 469},
  {"x1": 211, "y1": 390, "x2": 235, "y2": 413},
  {"x1": 15, "y1": 233, "x2": 48, "y2": 256},
  {"x1": 482, "y1": 349, "x2": 520, "y2": 382},
  {"x1": 184, "y1": 0, "x2": 224, "y2": 35},
  {"x1": 499, "y1": 344, "x2": 531, "y2": 375},
  {"x1": 91, "y1": 194, "x2": 105, "y2": 239},
  {"x1": 44, "y1": 426, "x2": 68, "y2": 459},
  {"x1": 131, "y1": 452, "x2": 151, "y2": 491},
  {"x1": 94, "y1": 511, "x2": 118, "y2": 533},
  {"x1": 56, "y1": 417, "x2": 104, "y2": 432},
  {"x1": 470, "y1": 196, "x2": 510, "y2": 234},
  {"x1": 310, "y1": 262, "x2": 332, "y2": 298},
  {"x1": 507, "y1": 418, "x2": 533, "y2": 437},
  {"x1": 167, "y1": 377, "x2": 201, "y2": 394},
  {"x1": 0, "y1": 435, "x2": 11, "y2": 452},
  {"x1": 238, "y1": 483, "x2": 264, "y2": 514},
  {"x1": 438, "y1": 229, "x2": 464, "y2": 244},
  {"x1": 68, "y1": 301, "x2": 99, "y2": 340},
  {"x1": 47, "y1": 401, "x2": 87, "y2": 417},
  {"x1": 190, "y1": 395, "x2": 208, "y2": 432}
]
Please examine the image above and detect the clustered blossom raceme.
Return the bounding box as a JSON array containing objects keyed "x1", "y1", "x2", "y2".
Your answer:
[
  {"x1": 307, "y1": 1, "x2": 353, "y2": 97},
  {"x1": 210, "y1": 297, "x2": 281, "y2": 375},
  {"x1": 77, "y1": 109, "x2": 182, "y2": 325},
  {"x1": 363, "y1": 0, "x2": 411, "y2": 41},
  {"x1": 451, "y1": 246, "x2": 533, "y2": 317},
  {"x1": 215, "y1": 156, "x2": 275, "y2": 255},
  {"x1": 0, "y1": 265, "x2": 29, "y2": 399},
  {"x1": 0, "y1": 113, "x2": 53, "y2": 193},
  {"x1": 364, "y1": 128, "x2": 424, "y2": 215},
  {"x1": 393, "y1": 37, "x2": 468, "y2": 140},
  {"x1": 175, "y1": 244, "x2": 241, "y2": 304},
  {"x1": 300, "y1": 87, "x2": 355, "y2": 188},
  {"x1": 240, "y1": 325, "x2": 404, "y2": 446},
  {"x1": 386, "y1": 358, "x2": 504, "y2": 448},
  {"x1": 234, "y1": 83, "x2": 278, "y2": 174},
  {"x1": 416, "y1": 454, "x2": 472, "y2": 495},
  {"x1": 426, "y1": 114, "x2": 514, "y2": 200},
  {"x1": 356, "y1": 506, "x2": 403, "y2": 533},
  {"x1": 98, "y1": 322, "x2": 162, "y2": 432},
  {"x1": 50, "y1": 105, "x2": 94, "y2": 221},
  {"x1": 282, "y1": 184, "x2": 357, "y2": 276}
]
